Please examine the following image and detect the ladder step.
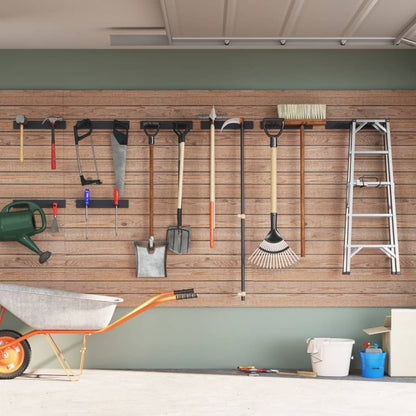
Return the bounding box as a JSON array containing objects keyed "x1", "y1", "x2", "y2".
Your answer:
[
  {"x1": 350, "y1": 244, "x2": 397, "y2": 248},
  {"x1": 351, "y1": 213, "x2": 392, "y2": 217},
  {"x1": 353, "y1": 150, "x2": 389, "y2": 155},
  {"x1": 353, "y1": 181, "x2": 391, "y2": 187}
]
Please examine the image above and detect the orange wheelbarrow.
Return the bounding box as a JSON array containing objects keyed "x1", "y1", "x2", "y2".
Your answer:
[{"x1": 0, "y1": 283, "x2": 197, "y2": 381}]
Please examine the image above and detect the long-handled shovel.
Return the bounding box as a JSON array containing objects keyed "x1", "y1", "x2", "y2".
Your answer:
[
  {"x1": 168, "y1": 123, "x2": 191, "y2": 254},
  {"x1": 135, "y1": 123, "x2": 167, "y2": 277},
  {"x1": 249, "y1": 119, "x2": 299, "y2": 269}
]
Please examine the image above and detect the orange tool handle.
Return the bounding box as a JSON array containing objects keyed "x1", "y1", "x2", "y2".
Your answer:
[
  {"x1": 210, "y1": 201, "x2": 214, "y2": 248},
  {"x1": 53, "y1": 202, "x2": 58, "y2": 217},
  {"x1": 114, "y1": 188, "x2": 119, "y2": 206}
]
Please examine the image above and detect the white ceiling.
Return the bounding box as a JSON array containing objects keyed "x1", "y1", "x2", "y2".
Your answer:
[{"x1": 0, "y1": 0, "x2": 415, "y2": 49}]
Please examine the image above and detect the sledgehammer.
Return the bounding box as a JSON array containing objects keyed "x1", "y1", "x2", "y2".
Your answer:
[
  {"x1": 43, "y1": 116, "x2": 63, "y2": 170},
  {"x1": 15, "y1": 114, "x2": 27, "y2": 162}
]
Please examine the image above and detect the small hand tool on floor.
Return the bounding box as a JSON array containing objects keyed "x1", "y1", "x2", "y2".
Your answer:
[
  {"x1": 50, "y1": 202, "x2": 60, "y2": 233},
  {"x1": 84, "y1": 189, "x2": 90, "y2": 239},
  {"x1": 114, "y1": 188, "x2": 119, "y2": 236},
  {"x1": 15, "y1": 115, "x2": 27, "y2": 162},
  {"x1": 43, "y1": 116, "x2": 63, "y2": 170},
  {"x1": 238, "y1": 367, "x2": 316, "y2": 377}
]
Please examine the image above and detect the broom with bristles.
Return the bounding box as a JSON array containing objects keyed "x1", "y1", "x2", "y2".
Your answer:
[
  {"x1": 277, "y1": 104, "x2": 326, "y2": 258},
  {"x1": 249, "y1": 118, "x2": 299, "y2": 269}
]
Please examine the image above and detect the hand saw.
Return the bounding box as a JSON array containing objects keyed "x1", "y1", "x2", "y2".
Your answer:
[{"x1": 74, "y1": 119, "x2": 102, "y2": 186}]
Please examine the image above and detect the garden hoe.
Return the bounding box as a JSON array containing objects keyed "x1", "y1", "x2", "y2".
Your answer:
[
  {"x1": 220, "y1": 117, "x2": 246, "y2": 301},
  {"x1": 135, "y1": 123, "x2": 167, "y2": 277},
  {"x1": 168, "y1": 123, "x2": 191, "y2": 254}
]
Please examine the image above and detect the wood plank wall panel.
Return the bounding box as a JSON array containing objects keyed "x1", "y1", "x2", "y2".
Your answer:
[{"x1": 0, "y1": 90, "x2": 415, "y2": 307}]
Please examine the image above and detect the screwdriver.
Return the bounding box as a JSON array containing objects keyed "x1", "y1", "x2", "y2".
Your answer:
[
  {"x1": 84, "y1": 188, "x2": 90, "y2": 240},
  {"x1": 114, "y1": 188, "x2": 119, "y2": 236}
]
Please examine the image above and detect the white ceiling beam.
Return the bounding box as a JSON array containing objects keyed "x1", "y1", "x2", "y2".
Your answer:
[
  {"x1": 342, "y1": 0, "x2": 379, "y2": 37},
  {"x1": 159, "y1": 0, "x2": 174, "y2": 44},
  {"x1": 394, "y1": 15, "x2": 416, "y2": 45},
  {"x1": 280, "y1": 0, "x2": 305, "y2": 37},
  {"x1": 223, "y1": 0, "x2": 238, "y2": 38}
]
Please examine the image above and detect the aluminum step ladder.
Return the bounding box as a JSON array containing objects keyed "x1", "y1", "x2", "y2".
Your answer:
[{"x1": 343, "y1": 119, "x2": 400, "y2": 275}]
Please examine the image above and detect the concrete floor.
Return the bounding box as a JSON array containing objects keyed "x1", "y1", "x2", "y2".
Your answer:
[{"x1": 2, "y1": 369, "x2": 416, "y2": 416}]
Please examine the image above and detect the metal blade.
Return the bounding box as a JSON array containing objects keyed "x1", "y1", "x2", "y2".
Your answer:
[
  {"x1": 50, "y1": 217, "x2": 60, "y2": 233},
  {"x1": 209, "y1": 106, "x2": 216, "y2": 122},
  {"x1": 220, "y1": 117, "x2": 242, "y2": 132},
  {"x1": 111, "y1": 133, "x2": 127, "y2": 196}
]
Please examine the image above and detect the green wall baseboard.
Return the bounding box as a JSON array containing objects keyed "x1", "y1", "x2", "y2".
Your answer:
[{"x1": 2, "y1": 307, "x2": 387, "y2": 371}]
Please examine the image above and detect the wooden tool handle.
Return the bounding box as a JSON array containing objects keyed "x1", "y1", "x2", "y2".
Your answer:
[
  {"x1": 20, "y1": 125, "x2": 24, "y2": 162},
  {"x1": 210, "y1": 122, "x2": 215, "y2": 248},
  {"x1": 149, "y1": 142, "x2": 154, "y2": 235},
  {"x1": 178, "y1": 141, "x2": 185, "y2": 209},
  {"x1": 300, "y1": 124, "x2": 305, "y2": 257},
  {"x1": 271, "y1": 146, "x2": 277, "y2": 213}
]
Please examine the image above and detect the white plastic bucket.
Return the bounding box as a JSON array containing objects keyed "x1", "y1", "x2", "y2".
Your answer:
[{"x1": 306, "y1": 338, "x2": 355, "y2": 376}]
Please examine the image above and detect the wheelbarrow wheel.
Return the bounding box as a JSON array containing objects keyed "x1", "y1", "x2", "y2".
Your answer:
[{"x1": 0, "y1": 330, "x2": 31, "y2": 379}]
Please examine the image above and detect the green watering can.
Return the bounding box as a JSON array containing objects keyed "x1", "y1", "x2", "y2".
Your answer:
[{"x1": 0, "y1": 201, "x2": 51, "y2": 264}]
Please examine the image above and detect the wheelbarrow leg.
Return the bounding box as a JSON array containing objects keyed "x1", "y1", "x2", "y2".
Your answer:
[{"x1": 44, "y1": 334, "x2": 88, "y2": 382}]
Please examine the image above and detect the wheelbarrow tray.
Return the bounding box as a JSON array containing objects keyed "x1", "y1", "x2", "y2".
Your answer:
[{"x1": 0, "y1": 283, "x2": 123, "y2": 330}]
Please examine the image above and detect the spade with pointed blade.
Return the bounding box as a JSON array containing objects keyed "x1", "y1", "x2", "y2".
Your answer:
[{"x1": 168, "y1": 123, "x2": 191, "y2": 254}]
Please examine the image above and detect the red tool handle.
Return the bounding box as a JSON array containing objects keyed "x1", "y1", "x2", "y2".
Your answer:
[
  {"x1": 53, "y1": 202, "x2": 58, "y2": 217},
  {"x1": 51, "y1": 143, "x2": 56, "y2": 170},
  {"x1": 114, "y1": 188, "x2": 119, "y2": 206}
]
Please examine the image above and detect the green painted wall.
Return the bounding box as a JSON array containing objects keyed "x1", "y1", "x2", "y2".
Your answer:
[
  {"x1": 1, "y1": 49, "x2": 415, "y2": 89},
  {"x1": 0, "y1": 49, "x2": 414, "y2": 371}
]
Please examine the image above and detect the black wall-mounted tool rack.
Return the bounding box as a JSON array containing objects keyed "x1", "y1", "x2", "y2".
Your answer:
[
  {"x1": 13, "y1": 121, "x2": 66, "y2": 130},
  {"x1": 201, "y1": 121, "x2": 253, "y2": 129},
  {"x1": 259, "y1": 121, "x2": 312, "y2": 130},
  {"x1": 325, "y1": 120, "x2": 376, "y2": 129},
  {"x1": 13, "y1": 200, "x2": 66, "y2": 208},
  {"x1": 76, "y1": 199, "x2": 129, "y2": 209},
  {"x1": 140, "y1": 121, "x2": 193, "y2": 130},
  {"x1": 75, "y1": 120, "x2": 130, "y2": 130}
]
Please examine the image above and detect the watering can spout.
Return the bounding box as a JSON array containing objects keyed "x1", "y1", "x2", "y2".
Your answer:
[{"x1": 17, "y1": 235, "x2": 51, "y2": 264}]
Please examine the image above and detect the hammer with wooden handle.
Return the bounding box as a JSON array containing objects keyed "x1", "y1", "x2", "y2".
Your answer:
[{"x1": 15, "y1": 114, "x2": 27, "y2": 162}]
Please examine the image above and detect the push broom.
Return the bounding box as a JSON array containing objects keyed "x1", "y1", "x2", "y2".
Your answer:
[
  {"x1": 249, "y1": 119, "x2": 299, "y2": 269},
  {"x1": 277, "y1": 104, "x2": 327, "y2": 257}
]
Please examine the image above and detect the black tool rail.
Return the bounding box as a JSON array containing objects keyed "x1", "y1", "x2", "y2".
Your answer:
[
  {"x1": 75, "y1": 199, "x2": 129, "y2": 209},
  {"x1": 200, "y1": 120, "x2": 253, "y2": 129},
  {"x1": 12, "y1": 200, "x2": 66, "y2": 209},
  {"x1": 13, "y1": 121, "x2": 66, "y2": 130},
  {"x1": 140, "y1": 121, "x2": 193, "y2": 130}
]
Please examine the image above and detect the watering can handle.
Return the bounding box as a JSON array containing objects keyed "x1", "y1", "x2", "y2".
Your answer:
[{"x1": 1, "y1": 201, "x2": 47, "y2": 234}]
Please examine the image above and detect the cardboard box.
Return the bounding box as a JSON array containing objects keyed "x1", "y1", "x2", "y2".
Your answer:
[{"x1": 363, "y1": 309, "x2": 416, "y2": 377}]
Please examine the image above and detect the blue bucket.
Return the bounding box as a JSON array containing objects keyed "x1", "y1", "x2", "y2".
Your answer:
[{"x1": 360, "y1": 351, "x2": 386, "y2": 378}]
